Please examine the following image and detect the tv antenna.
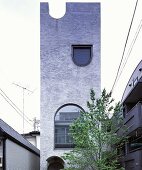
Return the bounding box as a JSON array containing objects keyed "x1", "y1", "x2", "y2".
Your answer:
[
  {"x1": 13, "y1": 83, "x2": 33, "y2": 133},
  {"x1": 33, "y1": 117, "x2": 40, "y2": 131}
]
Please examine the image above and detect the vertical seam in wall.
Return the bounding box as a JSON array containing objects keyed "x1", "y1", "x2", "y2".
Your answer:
[{"x1": 3, "y1": 138, "x2": 6, "y2": 170}]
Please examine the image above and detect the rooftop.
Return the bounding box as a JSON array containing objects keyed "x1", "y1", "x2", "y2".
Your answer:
[{"x1": 0, "y1": 119, "x2": 40, "y2": 156}]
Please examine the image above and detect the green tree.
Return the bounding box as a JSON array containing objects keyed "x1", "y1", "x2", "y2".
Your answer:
[{"x1": 62, "y1": 89, "x2": 124, "y2": 170}]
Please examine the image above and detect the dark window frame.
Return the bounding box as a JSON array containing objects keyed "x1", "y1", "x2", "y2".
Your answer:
[
  {"x1": 129, "y1": 135, "x2": 142, "y2": 152},
  {"x1": 54, "y1": 103, "x2": 84, "y2": 149},
  {"x1": 55, "y1": 125, "x2": 74, "y2": 148},
  {"x1": 72, "y1": 45, "x2": 93, "y2": 67}
]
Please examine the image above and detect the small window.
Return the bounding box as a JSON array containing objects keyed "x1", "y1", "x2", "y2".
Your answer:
[{"x1": 72, "y1": 45, "x2": 92, "y2": 66}]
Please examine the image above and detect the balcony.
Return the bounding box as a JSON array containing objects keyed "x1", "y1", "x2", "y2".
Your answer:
[
  {"x1": 117, "y1": 102, "x2": 142, "y2": 136},
  {"x1": 120, "y1": 150, "x2": 142, "y2": 170}
]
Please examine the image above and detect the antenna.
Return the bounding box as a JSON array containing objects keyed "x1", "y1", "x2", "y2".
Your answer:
[
  {"x1": 13, "y1": 83, "x2": 33, "y2": 133},
  {"x1": 33, "y1": 117, "x2": 40, "y2": 131}
]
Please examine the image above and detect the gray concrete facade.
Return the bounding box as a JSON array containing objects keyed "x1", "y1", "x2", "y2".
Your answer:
[
  {"x1": 0, "y1": 119, "x2": 40, "y2": 170},
  {"x1": 5, "y1": 139, "x2": 40, "y2": 170},
  {"x1": 40, "y1": 2, "x2": 101, "y2": 169}
]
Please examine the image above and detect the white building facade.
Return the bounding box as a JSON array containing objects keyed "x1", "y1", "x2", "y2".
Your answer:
[
  {"x1": 40, "y1": 3, "x2": 101, "y2": 169},
  {"x1": 23, "y1": 131, "x2": 40, "y2": 149}
]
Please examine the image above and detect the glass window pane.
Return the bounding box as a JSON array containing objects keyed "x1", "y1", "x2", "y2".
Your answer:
[
  {"x1": 55, "y1": 105, "x2": 82, "y2": 122},
  {"x1": 55, "y1": 104, "x2": 84, "y2": 148},
  {"x1": 55, "y1": 133, "x2": 65, "y2": 144},
  {"x1": 66, "y1": 135, "x2": 73, "y2": 144},
  {"x1": 55, "y1": 127, "x2": 65, "y2": 134},
  {"x1": 129, "y1": 136, "x2": 142, "y2": 151},
  {"x1": 72, "y1": 46, "x2": 92, "y2": 66},
  {"x1": 55, "y1": 126, "x2": 73, "y2": 144}
]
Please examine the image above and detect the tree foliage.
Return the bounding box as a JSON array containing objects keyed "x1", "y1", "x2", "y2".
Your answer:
[{"x1": 62, "y1": 89, "x2": 124, "y2": 170}]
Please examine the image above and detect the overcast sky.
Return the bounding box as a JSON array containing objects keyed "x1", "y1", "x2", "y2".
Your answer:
[{"x1": 0, "y1": 0, "x2": 142, "y2": 133}]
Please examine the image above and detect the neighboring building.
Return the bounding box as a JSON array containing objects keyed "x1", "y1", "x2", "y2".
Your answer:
[
  {"x1": 117, "y1": 60, "x2": 142, "y2": 170},
  {"x1": 0, "y1": 119, "x2": 40, "y2": 170},
  {"x1": 0, "y1": 140, "x2": 3, "y2": 170},
  {"x1": 22, "y1": 131, "x2": 40, "y2": 149},
  {"x1": 40, "y1": 2, "x2": 101, "y2": 170}
]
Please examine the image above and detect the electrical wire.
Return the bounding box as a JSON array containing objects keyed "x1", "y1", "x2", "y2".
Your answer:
[
  {"x1": 0, "y1": 88, "x2": 32, "y2": 122},
  {"x1": 0, "y1": 88, "x2": 33, "y2": 127},
  {"x1": 116, "y1": 19, "x2": 142, "y2": 84},
  {"x1": 111, "y1": 0, "x2": 139, "y2": 92}
]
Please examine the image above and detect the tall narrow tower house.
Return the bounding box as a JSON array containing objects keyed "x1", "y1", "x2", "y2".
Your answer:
[{"x1": 40, "y1": 2, "x2": 101, "y2": 169}]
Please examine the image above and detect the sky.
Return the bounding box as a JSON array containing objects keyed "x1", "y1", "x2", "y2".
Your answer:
[{"x1": 0, "y1": 0, "x2": 142, "y2": 133}]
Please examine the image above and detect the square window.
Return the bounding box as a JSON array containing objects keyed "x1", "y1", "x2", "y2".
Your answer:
[
  {"x1": 55, "y1": 126, "x2": 74, "y2": 148},
  {"x1": 72, "y1": 45, "x2": 92, "y2": 66}
]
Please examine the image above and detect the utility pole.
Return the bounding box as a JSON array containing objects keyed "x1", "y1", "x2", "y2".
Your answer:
[{"x1": 13, "y1": 83, "x2": 33, "y2": 133}]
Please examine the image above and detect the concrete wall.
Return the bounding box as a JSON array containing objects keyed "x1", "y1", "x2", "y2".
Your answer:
[
  {"x1": 24, "y1": 134, "x2": 40, "y2": 150},
  {"x1": 26, "y1": 136, "x2": 36, "y2": 147},
  {"x1": 40, "y1": 2, "x2": 101, "y2": 169},
  {"x1": 36, "y1": 136, "x2": 40, "y2": 150},
  {"x1": 5, "y1": 139, "x2": 40, "y2": 170}
]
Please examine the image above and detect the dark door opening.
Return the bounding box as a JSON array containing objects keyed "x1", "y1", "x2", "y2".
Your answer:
[
  {"x1": 47, "y1": 156, "x2": 64, "y2": 170},
  {"x1": 48, "y1": 162, "x2": 64, "y2": 170}
]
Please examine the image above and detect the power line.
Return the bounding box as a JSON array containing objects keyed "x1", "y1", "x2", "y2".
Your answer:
[
  {"x1": 0, "y1": 91, "x2": 33, "y2": 126},
  {"x1": 0, "y1": 88, "x2": 33, "y2": 127},
  {"x1": 116, "y1": 19, "x2": 142, "y2": 84},
  {"x1": 0, "y1": 88, "x2": 32, "y2": 122},
  {"x1": 111, "y1": 0, "x2": 139, "y2": 92}
]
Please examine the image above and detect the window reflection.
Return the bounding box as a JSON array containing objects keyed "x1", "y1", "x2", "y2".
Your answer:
[{"x1": 55, "y1": 104, "x2": 83, "y2": 148}]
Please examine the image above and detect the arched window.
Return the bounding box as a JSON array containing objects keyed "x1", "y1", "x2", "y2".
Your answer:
[{"x1": 54, "y1": 104, "x2": 84, "y2": 148}]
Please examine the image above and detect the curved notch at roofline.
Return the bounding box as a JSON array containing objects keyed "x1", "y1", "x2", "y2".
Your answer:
[{"x1": 40, "y1": 2, "x2": 101, "y2": 20}]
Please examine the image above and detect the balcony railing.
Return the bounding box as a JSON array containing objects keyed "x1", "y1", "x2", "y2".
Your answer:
[
  {"x1": 117, "y1": 102, "x2": 142, "y2": 136},
  {"x1": 120, "y1": 150, "x2": 142, "y2": 170},
  {"x1": 55, "y1": 133, "x2": 74, "y2": 148}
]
